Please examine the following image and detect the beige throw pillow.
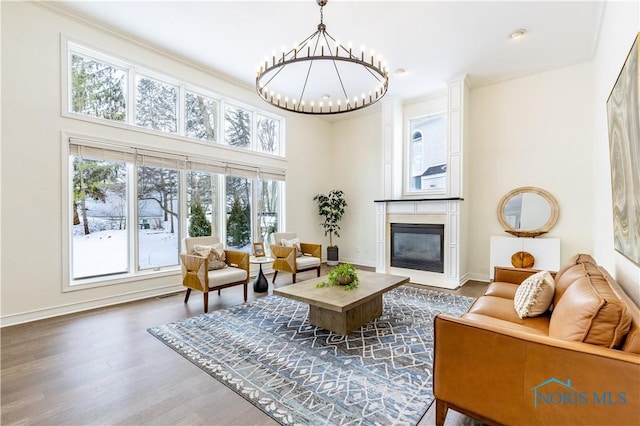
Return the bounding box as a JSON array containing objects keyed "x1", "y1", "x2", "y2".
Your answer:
[
  {"x1": 192, "y1": 244, "x2": 227, "y2": 270},
  {"x1": 281, "y1": 238, "x2": 303, "y2": 257},
  {"x1": 513, "y1": 270, "x2": 555, "y2": 318}
]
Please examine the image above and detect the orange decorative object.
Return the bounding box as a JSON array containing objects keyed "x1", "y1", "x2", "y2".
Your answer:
[{"x1": 511, "y1": 251, "x2": 535, "y2": 268}]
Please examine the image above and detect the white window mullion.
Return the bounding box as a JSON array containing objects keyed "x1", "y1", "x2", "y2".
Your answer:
[
  {"x1": 252, "y1": 110, "x2": 259, "y2": 152},
  {"x1": 178, "y1": 84, "x2": 186, "y2": 136},
  {"x1": 178, "y1": 170, "x2": 188, "y2": 247},
  {"x1": 219, "y1": 99, "x2": 227, "y2": 146},
  {"x1": 128, "y1": 162, "x2": 138, "y2": 272},
  {"x1": 219, "y1": 173, "x2": 227, "y2": 246},
  {"x1": 252, "y1": 175, "x2": 259, "y2": 244},
  {"x1": 128, "y1": 70, "x2": 136, "y2": 125}
]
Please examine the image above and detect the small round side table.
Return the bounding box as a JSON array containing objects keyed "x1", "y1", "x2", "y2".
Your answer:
[{"x1": 250, "y1": 256, "x2": 273, "y2": 293}]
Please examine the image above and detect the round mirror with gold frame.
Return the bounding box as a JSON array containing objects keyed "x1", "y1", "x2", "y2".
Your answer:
[{"x1": 497, "y1": 186, "x2": 559, "y2": 238}]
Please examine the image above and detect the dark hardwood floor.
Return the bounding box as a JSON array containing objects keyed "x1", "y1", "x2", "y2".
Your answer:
[{"x1": 1, "y1": 266, "x2": 487, "y2": 425}]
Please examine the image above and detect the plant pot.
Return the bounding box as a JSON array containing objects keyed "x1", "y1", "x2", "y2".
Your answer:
[
  {"x1": 335, "y1": 274, "x2": 354, "y2": 285},
  {"x1": 327, "y1": 246, "x2": 339, "y2": 266}
]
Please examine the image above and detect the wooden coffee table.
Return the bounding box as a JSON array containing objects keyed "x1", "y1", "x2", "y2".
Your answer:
[{"x1": 273, "y1": 270, "x2": 409, "y2": 335}]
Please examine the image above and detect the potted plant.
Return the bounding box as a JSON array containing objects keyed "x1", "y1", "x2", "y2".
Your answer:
[
  {"x1": 316, "y1": 263, "x2": 359, "y2": 291},
  {"x1": 314, "y1": 189, "x2": 347, "y2": 266}
]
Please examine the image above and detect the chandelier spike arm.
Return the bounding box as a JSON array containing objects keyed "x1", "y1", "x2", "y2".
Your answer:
[
  {"x1": 321, "y1": 31, "x2": 349, "y2": 101},
  {"x1": 255, "y1": 0, "x2": 389, "y2": 115},
  {"x1": 297, "y1": 59, "x2": 315, "y2": 112},
  {"x1": 292, "y1": 29, "x2": 320, "y2": 61}
]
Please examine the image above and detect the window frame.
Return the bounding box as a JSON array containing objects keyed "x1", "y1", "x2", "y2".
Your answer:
[
  {"x1": 62, "y1": 36, "x2": 285, "y2": 158},
  {"x1": 61, "y1": 132, "x2": 286, "y2": 292},
  {"x1": 404, "y1": 112, "x2": 448, "y2": 196}
]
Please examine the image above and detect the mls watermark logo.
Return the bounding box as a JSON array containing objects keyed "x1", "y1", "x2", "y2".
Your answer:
[{"x1": 529, "y1": 378, "x2": 627, "y2": 408}]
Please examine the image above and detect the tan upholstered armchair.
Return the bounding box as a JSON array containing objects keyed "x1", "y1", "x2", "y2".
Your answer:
[
  {"x1": 271, "y1": 232, "x2": 321, "y2": 284},
  {"x1": 180, "y1": 236, "x2": 249, "y2": 313}
]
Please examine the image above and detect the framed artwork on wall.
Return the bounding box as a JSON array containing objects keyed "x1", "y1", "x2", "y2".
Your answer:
[{"x1": 607, "y1": 32, "x2": 640, "y2": 266}]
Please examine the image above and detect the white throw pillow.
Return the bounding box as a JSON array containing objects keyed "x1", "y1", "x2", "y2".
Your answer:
[
  {"x1": 281, "y1": 238, "x2": 303, "y2": 257},
  {"x1": 192, "y1": 244, "x2": 227, "y2": 270},
  {"x1": 513, "y1": 270, "x2": 555, "y2": 318}
]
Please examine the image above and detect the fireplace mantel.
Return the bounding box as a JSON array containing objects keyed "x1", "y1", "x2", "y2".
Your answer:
[{"x1": 375, "y1": 199, "x2": 463, "y2": 289}]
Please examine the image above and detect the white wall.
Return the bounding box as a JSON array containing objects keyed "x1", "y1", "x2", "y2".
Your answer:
[
  {"x1": 592, "y1": 2, "x2": 640, "y2": 304},
  {"x1": 325, "y1": 112, "x2": 382, "y2": 266},
  {"x1": 468, "y1": 61, "x2": 596, "y2": 277},
  {"x1": 0, "y1": 2, "x2": 331, "y2": 324}
]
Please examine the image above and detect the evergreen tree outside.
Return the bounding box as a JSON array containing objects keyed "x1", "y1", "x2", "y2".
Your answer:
[
  {"x1": 226, "y1": 198, "x2": 250, "y2": 248},
  {"x1": 136, "y1": 76, "x2": 177, "y2": 133},
  {"x1": 72, "y1": 158, "x2": 121, "y2": 235},
  {"x1": 224, "y1": 105, "x2": 251, "y2": 148},
  {"x1": 188, "y1": 201, "x2": 211, "y2": 237},
  {"x1": 71, "y1": 54, "x2": 126, "y2": 121}
]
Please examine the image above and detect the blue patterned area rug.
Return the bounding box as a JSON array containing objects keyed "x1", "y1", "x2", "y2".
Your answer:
[{"x1": 148, "y1": 286, "x2": 474, "y2": 425}]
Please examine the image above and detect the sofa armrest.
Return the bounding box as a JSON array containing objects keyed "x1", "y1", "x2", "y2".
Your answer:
[
  {"x1": 493, "y1": 266, "x2": 557, "y2": 285},
  {"x1": 434, "y1": 314, "x2": 640, "y2": 426},
  {"x1": 300, "y1": 242, "x2": 321, "y2": 258},
  {"x1": 224, "y1": 250, "x2": 249, "y2": 280}
]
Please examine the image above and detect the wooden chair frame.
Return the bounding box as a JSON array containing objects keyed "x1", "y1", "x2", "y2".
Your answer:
[
  {"x1": 271, "y1": 242, "x2": 321, "y2": 284},
  {"x1": 180, "y1": 249, "x2": 249, "y2": 313}
]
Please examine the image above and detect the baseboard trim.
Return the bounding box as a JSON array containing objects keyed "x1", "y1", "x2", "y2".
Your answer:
[
  {"x1": 466, "y1": 273, "x2": 490, "y2": 283},
  {"x1": 337, "y1": 257, "x2": 376, "y2": 268},
  {"x1": 0, "y1": 284, "x2": 184, "y2": 328}
]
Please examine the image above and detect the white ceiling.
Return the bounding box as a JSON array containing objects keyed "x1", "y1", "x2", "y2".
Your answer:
[{"x1": 57, "y1": 0, "x2": 605, "y2": 105}]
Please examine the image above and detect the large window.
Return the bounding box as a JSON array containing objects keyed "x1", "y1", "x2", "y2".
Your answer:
[
  {"x1": 137, "y1": 165, "x2": 180, "y2": 269},
  {"x1": 226, "y1": 176, "x2": 252, "y2": 251},
  {"x1": 71, "y1": 156, "x2": 128, "y2": 279},
  {"x1": 65, "y1": 40, "x2": 287, "y2": 287},
  {"x1": 186, "y1": 171, "x2": 220, "y2": 238},
  {"x1": 407, "y1": 113, "x2": 447, "y2": 193},
  {"x1": 67, "y1": 139, "x2": 285, "y2": 287},
  {"x1": 67, "y1": 41, "x2": 284, "y2": 157},
  {"x1": 257, "y1": 179, "x2": 281, "y2": 249}
]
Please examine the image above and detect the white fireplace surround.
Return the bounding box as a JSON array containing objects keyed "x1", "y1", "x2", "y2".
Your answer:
[{"x1": 375, "y1": 199, "x2": 461, "y2": 289}]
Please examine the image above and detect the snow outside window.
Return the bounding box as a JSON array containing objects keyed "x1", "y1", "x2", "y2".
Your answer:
[
  {"x1": 137, "y1": 165, "x2": 180, "y2": 270},
  {"x1": 67, "y1": 139, "x2": 287, "y2": 286},
  {"x1": 71, "y1": 156, "x2": 128, "y2": 280}
]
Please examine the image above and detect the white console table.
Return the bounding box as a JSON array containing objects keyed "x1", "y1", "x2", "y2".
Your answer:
[{"x1": 489, "y1": 236, "x2": 560, "y2": 279}]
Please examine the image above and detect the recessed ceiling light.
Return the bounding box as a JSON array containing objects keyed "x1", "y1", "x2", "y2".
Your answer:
[
  {"x1": 322, "y1": 94, "x2": 331, "y2": 101},
  {"x1": 509, "y1": 29, "x2": 527, "y2": 40},
  {"x1": 395, "y1": 68, "x2": 407, "y2": 76}
]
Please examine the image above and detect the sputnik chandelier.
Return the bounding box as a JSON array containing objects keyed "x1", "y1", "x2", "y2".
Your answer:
[{"x1": 256, "y1": 0, "x2": 389, "y2": 115}]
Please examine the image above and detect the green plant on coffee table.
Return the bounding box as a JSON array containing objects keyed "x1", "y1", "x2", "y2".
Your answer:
[{"x1": 316, "y1": 263, "x2": 360, "y2": 291}]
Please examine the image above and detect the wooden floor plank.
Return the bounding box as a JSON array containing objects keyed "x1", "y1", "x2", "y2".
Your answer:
[{"x1": 1, "y1": 267, "x2": 486, "y2": 425}]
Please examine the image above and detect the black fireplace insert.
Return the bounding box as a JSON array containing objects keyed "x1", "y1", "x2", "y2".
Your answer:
[{"x1": 390, "y1": 223, "x2": 444, "y2": 273}]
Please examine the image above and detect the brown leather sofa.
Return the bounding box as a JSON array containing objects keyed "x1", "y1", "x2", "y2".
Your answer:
[{"x1": 434, "y1": 254, "x2": 640, "y2": 426}]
